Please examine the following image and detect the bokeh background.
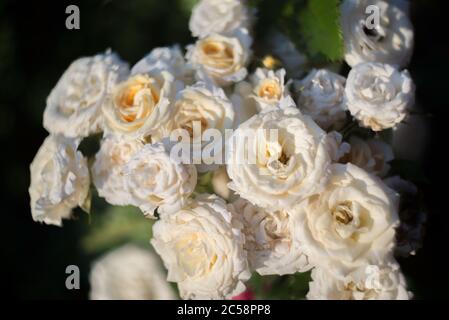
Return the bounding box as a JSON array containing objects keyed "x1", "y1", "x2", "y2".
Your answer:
[{"x1": 1, "y1": 0, "x2": 448, "y2": 299}]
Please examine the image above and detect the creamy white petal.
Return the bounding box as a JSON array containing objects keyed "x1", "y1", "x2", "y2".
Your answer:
[
  {"x1": 102, "y1": 71, "x2": 182, "y2": 140},
  {"x1": 189, "y1": 0, "x2": 253, "y2": 38},
  {"x1": 295, "y1": 69, "x2": 347, "y2": 130},
  {"x1": 230, "y1": 81, "x2": 259, "y2": 127},
  {"x1": 132, "y1": 45, "x2": 194, "y2": 84},
  {"x1": 166, "y1": 81, "x2": 235, "y2": 172},
  {"x1": 232, "y1": 197, "x2": 312, "y2": 275},
  {"x1": 341, "y1": 0, "x2": 414, "y2": 67},
  {"x1": 186, "y1": 28, "x2": 252, "y2": 87},
  {"x1": 226, "y1": 106, "x2": 332, "y2": 210},
  {"x1": 250, "y1": 68, "x2": 294, "y2": 111},
  {"x1": 92, "y1": 137, "x2": 144, "y2": 206},
  {"x1": 122, "y1": 142, "x2": 197, "y2": 217},
  {"x1": 307, "y1": 257, "x2": 411, "y2": 300},
  {"x1": 29, "y1": 135, "x2": 90, "y2": 226},
  {"x1": 293, "y1": 163, "x2": 399, "y2": 277},
  {"x1": 151, "y1": 194, "x2": 251, "y2": 299},
  {"x1": 346, "y1": 62, "x2": 415, "y2": 131},
  {"x1": 44, "y1": 51, "x2": 129, "y2": 138}
]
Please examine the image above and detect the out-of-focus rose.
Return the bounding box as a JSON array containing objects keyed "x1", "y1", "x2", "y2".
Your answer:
[
  {"x1": 341, "y1": 0, "x2": 414, "y2": 67},
  {"x1": 92, "y1": 137, "x2": 144, "y2": 206},
  {"x1": 226, "y1": 107, "x2": 332, "y2": 210},
  {"x1": 102, "y1": 72, "x2": 180, "y2": 140},
  {"x1": 341, "y1": 136, "x2": 394, "y2": 177},
  {"x1": 151, "y1": 194, "x2": 251, "y2": 300},
  {"x1": 345, "y1": 62, "x2": 414, "y2": 131},
  {"x1": 44, "y1": 51, "x2": 129, "y2": 138},
  {"x1": 186, "y1": 29, "x2": 252, "y2": 86},
  {"x1": 293, "y1": 163, "x2": 399, "y2": 277},
  {"x1": 29, "y1": 135, "x2": 90, "y2": 226},
  {"x1": 89, "y1": 244, "x2": 176, "y2": 300},
  {"x1": 232, "y1": 198, "x2": 312, "y2": 275},
  {"x1": 307, "y1": 260, "x2": 411, "y2": 300},
  {"x1": 295, "y1": 69, "x2": 347, "y2": 130},
  {"x1": 189, "y1": 0, "x2": 253, "y2": 39},
  {"x1": 122, "y1": 142, "x2": 197, "y2": 217}
]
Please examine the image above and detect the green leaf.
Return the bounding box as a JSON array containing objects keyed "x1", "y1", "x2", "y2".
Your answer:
[
  {"x1": 248, "y1": 272, "x2": 311, "y2": 299},
  {"x1": 179, "y1": 0, "x2": 198, "y2": 15},
  {"x1": 299, "y1": 0, "x2": 343, "y2": 61},
  {"x1": 194, "y1": 171, "x2": 214, "y2": 195}
]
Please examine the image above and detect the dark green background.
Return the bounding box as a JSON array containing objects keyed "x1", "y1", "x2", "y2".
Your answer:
[{"x1": 0, "y1": 0, "x2": 448, "y2": 299}]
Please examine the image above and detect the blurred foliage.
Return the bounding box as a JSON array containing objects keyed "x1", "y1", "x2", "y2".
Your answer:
[
  {"x1": 250, "y1": 272, "x2": 311, "y2": 300},
  {"x1": 299, "y1": 0, "x2": 343, "y2": 61},
  {"x1": 252, "y1": 0, "x2": 343, "y2": 65},
  {"x1": 82, "y1": 202, "x2": 153, "y2": 255},
  {"x1": 194, "y1": 171, "x2": 214, "y2": 195}
]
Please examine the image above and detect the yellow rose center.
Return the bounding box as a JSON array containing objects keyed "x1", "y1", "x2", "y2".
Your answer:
[
  {"x1": 201, "y1": 40, "x2": 234, "y2": 69},
  {"x1": 332, "y1": 201, "x2": 354, "y2": 225},
  {"x1": 258, "y1": 80, "x2": 281, "y2": 100},
  {"x1": 114, "y1": 74, "x2": 160, "y2": 124}
]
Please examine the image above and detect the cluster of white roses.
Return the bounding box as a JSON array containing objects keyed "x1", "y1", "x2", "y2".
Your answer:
[{"x1": 29, "y1": 0, "x2": 417, "y2": 300}]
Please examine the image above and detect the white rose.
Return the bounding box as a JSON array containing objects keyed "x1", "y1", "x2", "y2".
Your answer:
[
  {"x1": 92, "y1": 137, "x2": 144, "y2": 206},
  {"x1": 189, "y1": 0, "x2": 252, "y2": 38},
  {"x1": 232, "y1": 198, "x2": 312, "y2": 275},
  {"x1": 186, "y1": 28, "x2": 252, "y2": 86},
  {"x1": 295, "y1": 69, "x2": 347, "y2": 130},
  {"x1": 226, "y1": 107, "x2": 332, "y2": 210},
  {"x1": 44, "y1": 51, "x2": 129, "y2": 138},
  {"x1": 89, "y1": 244, "x2": 176, "y2": 300},
  {"x1": 307, "y1": 261, "x2": 411, "y2": 300},
  {"x1": 102, "y1": 71, "x2": 181, "y2": 140},
  {"x1": 151, "y1": 194, "x2": 251, "y2": 300},
  {"x1": 167, "y1": 81, "x2": 235, "y2": 172},
  {"x1": 249, "y1": 68, "x2": 295, "y2": 111},
  {"x1": 131, "y1": 45, "x2": 194, "y2": 84},
  {"x1": 29, "y1": 135, "x2": 90, "y2": 226},
  {"x1": 341, "y1": 0, "x2": 414, "y2": 67},
  {"x1": 293, "y1": 163, "x2": 399, "y2": 277},
  {"x1": 346, "y1": 62, "x2": 415, "y2": 131},
  {"x1": 341, "y1": 136, "x2": 394, "y2": 177},
  {"x1": 122, "y1": 142, "x2": 197, "y2": 217}
]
